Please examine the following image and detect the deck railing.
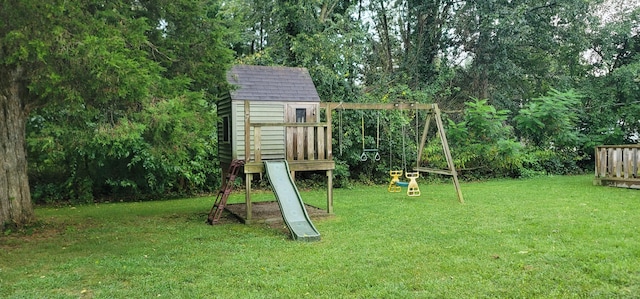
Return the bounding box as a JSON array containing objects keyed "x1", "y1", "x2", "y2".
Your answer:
[
  {"x1": 248, "y1": 123, "x2": 332, "y2": 163},
  {"x1": 594, "y1": 145, "x2": 640, "y2": 189}
]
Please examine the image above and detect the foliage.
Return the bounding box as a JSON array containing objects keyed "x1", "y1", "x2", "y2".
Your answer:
[
  {"x1": 28, "y1": 88, "x2": 221, "y2": 204},
  {"x1": 134, "y1": 0, "x2": 234, "y2": 99},
  {"x1": 575, "y1": 4, "x2": 640, "y2": 147},
  {"x1": 234, "y1": 0, "x2": 368, "y2": 104},
  {"x1": 444, "y1": 99, "x2": 523, "y2": 178},
  {"x1": 513, "y1": 88, "x2": 587, "y2": 176},
  {"x1": 448, "y1": 0, "x2": 598, "y2": 111},
  {"x1": 12, "y1": 1, "x2": 234, "y2": 204},
  {"x1": 581, "y1": 62, "x2": 640, "y2": 146},
  {"x1": 514, "y1": 88, "x2": 583, "y2": 148}
]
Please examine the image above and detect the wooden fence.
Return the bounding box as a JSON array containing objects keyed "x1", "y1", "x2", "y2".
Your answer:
[{"x1": 594, "y1": 145, "x2": 640, "y2": 189}]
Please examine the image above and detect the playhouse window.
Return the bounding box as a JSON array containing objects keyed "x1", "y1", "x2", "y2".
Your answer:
[
  {"x1": 296, "y1": 108, "x2": 306, "y2": 123},
  {"x1": 222, "y1": 116, "x2": 230, "y2": 142}
]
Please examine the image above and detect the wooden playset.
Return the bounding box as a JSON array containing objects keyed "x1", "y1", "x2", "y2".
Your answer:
[{"x1": 209, "y1": 65, "x2": 464, "y2": 229}]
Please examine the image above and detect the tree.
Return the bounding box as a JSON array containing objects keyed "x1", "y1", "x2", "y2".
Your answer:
[
  {"x1": 134, "y1": 0, "x2": 233, "y2": 99},
  {"x1": 1, "y1": 0, "x2": 234, "y2": 228},
  {"x1": 399, "y1": 0, "x2": 454, "y2": 89},
  {"x1": 514, "y1": 88, "x2": 583, "y2": 148},
  {"x1": 234, "y1": 0, "x2": 367, "y2": 102},
  {"x1": 444, "y1": 98, "x2": 522, "y2": 177},
  {"x1": 581, "y1": 4, "x2": 640, "y2": 145},
  {"x1": 0, "y1": 57, "x2": 33, "y2": 229},
  {"x1": 447, "y1": 0, "x2": 600, "y2": 111},
  {"x1": 1, "y1": 1, "x2": 158, "y2": 228}
]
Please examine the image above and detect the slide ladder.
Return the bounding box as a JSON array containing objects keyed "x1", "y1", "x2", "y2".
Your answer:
[
  {"x1": 207, "y1": 159, "x2": 244, "y2": 225},
  {"x1": 264, "y1": 160, "x2": 321, "y2": 241}
]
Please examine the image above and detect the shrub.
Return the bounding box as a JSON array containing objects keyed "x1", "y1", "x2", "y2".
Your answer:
[{"x1": 442, "y1": 98, "x2": 524, "y2": 178}]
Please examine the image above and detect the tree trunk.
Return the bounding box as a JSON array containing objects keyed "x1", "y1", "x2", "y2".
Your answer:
[
  {"x1": 0, "y1": 66, "x2": 34, "y2": 230},
  {"x1": 378, "y1": 0, "x2": 393, "y2": 72}
]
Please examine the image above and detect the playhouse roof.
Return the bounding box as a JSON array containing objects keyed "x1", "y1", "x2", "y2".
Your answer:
[{"x1": 227, "y1": 65, "x2": 320, "y2": 102}]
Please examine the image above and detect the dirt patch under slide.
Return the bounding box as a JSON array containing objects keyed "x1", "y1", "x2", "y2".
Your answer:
[{"x1": 224, "y1": 201, "x2": 331, "y2": 226}]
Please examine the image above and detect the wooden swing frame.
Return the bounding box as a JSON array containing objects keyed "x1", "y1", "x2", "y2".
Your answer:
[{"x1": 324, "y1": 102, "x2": 464, "y2": 203}]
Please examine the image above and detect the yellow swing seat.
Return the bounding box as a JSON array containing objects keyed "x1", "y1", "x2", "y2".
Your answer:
[
  {"x1": 405, "y1": 172, "x2": 421, "y2": 197},
  {"x1": 388, "y1": 170, "x2": 421, "y2": 196},
  {"x1": 388, "y1": 170, "x2": 403, "y2": 192}
]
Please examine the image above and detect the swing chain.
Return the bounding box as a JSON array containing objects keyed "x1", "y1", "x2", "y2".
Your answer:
[{"x1": 360, "y1": 112, "x2": 381, "y2": 162}]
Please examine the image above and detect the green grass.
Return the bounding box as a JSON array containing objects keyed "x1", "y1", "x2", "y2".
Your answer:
[{"x1": 2, "y1": 175, "x2": 640, "y2": 298}]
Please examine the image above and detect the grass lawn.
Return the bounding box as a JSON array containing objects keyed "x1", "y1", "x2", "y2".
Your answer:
[{"x1": 1, "y1": 175, "x2": 640, "y2": 298}]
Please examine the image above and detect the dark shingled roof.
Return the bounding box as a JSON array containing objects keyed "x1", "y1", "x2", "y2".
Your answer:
[{"x1": 227, "y1": 65, "x2": 320, "y2": 102}]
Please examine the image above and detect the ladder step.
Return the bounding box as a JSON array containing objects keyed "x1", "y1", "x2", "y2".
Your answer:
[{"x1": 207, "y1": 159, "x2": 244, "y2": 225}]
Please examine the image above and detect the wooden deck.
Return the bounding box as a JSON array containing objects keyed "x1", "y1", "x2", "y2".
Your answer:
[
  {"x1": 240, "y1": 114, "x2": 336, "y2": 222},
  {"x1": 594, "y1": 145, "x2": 640, "y2": 189}
]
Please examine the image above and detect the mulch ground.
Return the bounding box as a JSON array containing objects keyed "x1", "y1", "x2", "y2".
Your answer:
[{"x1": 224, "y1": 201, "x2": 331, "y2": 225}]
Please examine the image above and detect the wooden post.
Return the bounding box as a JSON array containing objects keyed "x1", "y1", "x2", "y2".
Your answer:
[
  {"x1": 244, "y1": 101, "x2": 251, "y2": 162},
  {"x1": 326, "y1": 105, "x2": 333, "y2": 159},
  {"x1": 616, "y1": 148, "x2": 622, "y2": 178},
  {"x1": 417, "y1": 112, "x2": 433, "y2": 168},
  {"x1": 633, "y1": 148, "x2": 640, "y2": 178},
  {"x1": 245, "y1": 173, "x2": 252, "y2": 223},
  {"x1": 327, "y1": 170, "x2": 333, "y2": 214},
  {"x1": 624, "y1": 148, "x2": 631, "y2": 178},
  {"x1": 317, "y1": 126, "x2": 326, "y2": 159},
  {"x1": 600, "y1": 147, "x2": 611, "y2": 177},
  {"x1": 594, "y1": 147, "x2": 599, "y2": 177},
  {"x1": 286, "y1": 127, "x2": 294, "y2": 161},
  {"x1": 296, "y1": 126, "x2": 304, "y2": 160},
  {"x1": 244, "y1": 101, "x2": 252, "y2": 223},
  {"x1": 307, "y1": 126, "x2": 315, "y2": 160},
  {"x1": 434, "y1": 107, "x2": 464, "y2": 204}
]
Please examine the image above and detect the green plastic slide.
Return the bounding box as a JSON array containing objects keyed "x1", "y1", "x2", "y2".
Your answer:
[{"x1": 264, "y1": 160, "x2": 321, "y2": 242}]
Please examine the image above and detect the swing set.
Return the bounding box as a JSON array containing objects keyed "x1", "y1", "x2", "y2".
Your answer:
[{"x1": 329, "y1": 102, "x2": 463, "y2": 203}]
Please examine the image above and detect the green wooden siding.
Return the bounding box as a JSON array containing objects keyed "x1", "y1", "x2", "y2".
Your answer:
[{"x1": 234, "y1": 102, "x2": 286, "y2": 161}]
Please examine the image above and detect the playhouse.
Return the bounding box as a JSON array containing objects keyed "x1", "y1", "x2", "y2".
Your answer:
[{"x1": 216, "y1": 65, "x2": 335, "y2": 225}]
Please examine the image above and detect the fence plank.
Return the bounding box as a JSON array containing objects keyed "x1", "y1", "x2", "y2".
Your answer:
[
  {"x1": 307, "y1": 127, "x2": 315, "y2": 160},
  {"x1": 608, "y1": 148, "x2": 613, "y2": 176},
  {"x1": 286, "y1": 127, "x2": 294, "y2": 161},
  {"x1": 633, "y1": 148, "x2": 640, "y2": 178},
  {"x1": 616, "y1": 148, "x2": 622, "y2": 178},
  {"x1": 317, "y1": 127, "x2": 325, "y2": 160},
  {"x1": 296, "y1": 126, "x2": 304, "y2": 160},
  {"x1": 254, "y1": 127, "x2": 262, "y2": 162},
  {"x1": 598, "y1": 147, "x2": 606, "y2": 177}
]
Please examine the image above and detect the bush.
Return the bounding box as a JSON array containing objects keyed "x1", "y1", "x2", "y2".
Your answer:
[
  {"x1": 443, "y1": 98, "x2": 524, "y2": 179},
  {"x1": 27, "y1": 93, "x2": 221, "y2": 204},
  {"x1": 514, "y1": 88, "x2": 583, "y2": 149}
]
